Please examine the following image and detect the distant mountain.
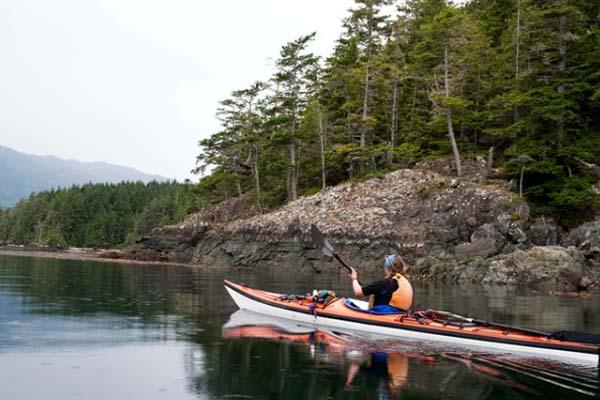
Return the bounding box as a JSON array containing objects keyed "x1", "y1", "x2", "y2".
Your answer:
[{"x1": 0, "y1": 145, "x2": 167, "y2": 208}]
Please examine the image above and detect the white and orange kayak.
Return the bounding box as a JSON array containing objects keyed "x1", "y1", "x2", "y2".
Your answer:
[{"x1": 224, "y1": 280, "x2": 600, "y2": 366}]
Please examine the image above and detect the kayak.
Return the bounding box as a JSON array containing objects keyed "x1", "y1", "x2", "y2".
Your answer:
[{"x1": 224, "y1": 280, "x2": 600, "y2": 366}]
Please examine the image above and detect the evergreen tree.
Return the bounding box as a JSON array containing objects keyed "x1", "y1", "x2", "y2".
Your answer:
[
  {"x1": 272, "y1": 33, "x2": 319, "y2": 202},
  {"x1": 346, "y1": 0, "x2": 393, "y2": 175}
]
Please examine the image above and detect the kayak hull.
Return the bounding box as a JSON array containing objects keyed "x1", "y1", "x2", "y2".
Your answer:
[{"x1": 224, "y1": 280, "x2": 599, "y2": 366}]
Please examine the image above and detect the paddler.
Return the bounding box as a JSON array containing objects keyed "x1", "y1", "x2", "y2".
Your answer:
[{"x1": 348, "y1": 254, "x2": 413, "y2": 312}]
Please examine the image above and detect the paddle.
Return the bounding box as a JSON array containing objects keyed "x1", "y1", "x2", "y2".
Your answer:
[
  {"x1": 434, "y1": 310, "x2": 600, "y2": 345},
  {"x1": 310, "y1": 224, "x2": 354, "y2": 275},
  {"x1": 433, "y1": 310, "x2": 552, "y2": 337}
]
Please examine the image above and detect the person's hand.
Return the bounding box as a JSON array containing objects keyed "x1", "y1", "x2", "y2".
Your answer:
[{"x1": 348, "y1": 267, "x2": 358, "y2": 280}]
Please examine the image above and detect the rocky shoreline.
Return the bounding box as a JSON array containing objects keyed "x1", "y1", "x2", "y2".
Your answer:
[
  {"x1": 0, "y1": 244, "x2": 203, "y2": 268},
  {"x1": 125, "y1": 162, "x2": 600, "y2": 293}
]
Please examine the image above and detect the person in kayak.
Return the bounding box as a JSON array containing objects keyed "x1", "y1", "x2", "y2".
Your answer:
[{"x1": 348, "y1": 254, "x2": 413, "y2": 312}]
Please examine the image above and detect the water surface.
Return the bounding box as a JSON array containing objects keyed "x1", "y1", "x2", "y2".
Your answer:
[{"x1": 0, "y1": 255, "x2": 598, "y2": 399}]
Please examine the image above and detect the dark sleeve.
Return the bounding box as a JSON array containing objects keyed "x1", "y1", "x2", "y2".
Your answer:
[{"x1": 361, "y1": 279, "x2": 390, "y2": 296}]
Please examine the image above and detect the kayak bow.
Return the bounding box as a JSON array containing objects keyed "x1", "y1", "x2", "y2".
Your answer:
[{"x1": 224, "y1": 280, "x2": 600, "y2": 366}]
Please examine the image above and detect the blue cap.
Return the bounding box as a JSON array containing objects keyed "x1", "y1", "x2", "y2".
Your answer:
[{"x1": 384, "y1": 254, "x2": 397, "y2": 270}]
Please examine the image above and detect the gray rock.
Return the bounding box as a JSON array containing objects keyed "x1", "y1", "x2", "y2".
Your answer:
[
  {"x1": 563, "y1": 220, "x2": 600, "y2": 248},
  {"x1": 579, "y1": 276, "x2": 593, "y2": 289},
  {"x1": 482, "y1": 246, "x2": 586, "y2": 291},
  {"x1": 412, "y1": 255, "x2": 488, "y2": 284},
  {"x1": 495, "y1": 215, "x2": 528, "y2": 244},
  {"x1": 126, "y1": 224, "x2": 208, "y2": 263},
  {"x1": 471, "y1": 223, "x2": 506, "y2": 252},
  {"x1": 584, "y1": 247, "x2": 600, "y2": 264},
  {"x1": 413, "y1": 246, "x2": 588, "y2": 291},
  {"x1": 527, "y1": 217, "x2": 561, "y2": 246},
  {"x1": 455, "y1": 239, "x2": 498, "y2": 259}
]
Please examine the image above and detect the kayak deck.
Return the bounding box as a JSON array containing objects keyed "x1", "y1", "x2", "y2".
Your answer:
[{"x1": 224, "y1": 280, "x2": 600, "y2": 365}]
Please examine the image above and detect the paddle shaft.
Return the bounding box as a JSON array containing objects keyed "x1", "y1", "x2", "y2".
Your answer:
[
  {"x1": 470, "y1": 318, "x2": 552, "y2": 338},
  {"x1": 434, "y1": 310, "x2": 552, "y2": 337},
  {"x1": 333, "y1": 254, "x2": 366, "y2": 286},
  {"x1": 310, "y1": 224, "x2": 363, "y2": 285},
  {"x1": 333, "y1": 254, "x2": 352, "y2": 273}
]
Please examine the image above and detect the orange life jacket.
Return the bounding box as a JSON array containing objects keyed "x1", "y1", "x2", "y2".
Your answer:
[{"x1": 389, "y1": 273, "x2": 413, "y2": 310}]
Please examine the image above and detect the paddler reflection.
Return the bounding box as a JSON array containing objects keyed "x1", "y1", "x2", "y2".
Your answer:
[{"x1": 345, "y1": 349, "x2": 410, "y2": 398}]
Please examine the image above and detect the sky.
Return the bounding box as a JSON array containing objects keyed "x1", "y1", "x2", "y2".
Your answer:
[{"x1": 0, "y1": 0, "x2": 354, "y2": 181}]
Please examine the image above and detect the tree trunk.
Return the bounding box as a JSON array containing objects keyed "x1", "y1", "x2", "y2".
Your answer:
[
  {"x1": 315, "y1": 103, "x2": 327, "y2": 190},
  {"x1": 444, "y1": 45, "x2": 462, "y2": 177},
  {"x1": 359, "y1": 26, "x2": 373, "y2": 176},
  {"x1": 487, "y1": 146, "x2": 494, "y2": 178},
  {"x1": 408, "y1": 82, "x2": 417, "y2": 132},
  {"x1": 253, "y1": 145, "x2": 261, "y2": 208},
  {"x1": 514, "y1": 0, "x2": 520, "y2": 124},
  {"x1": 388, "y1": 76, "x2": 398, "y2": 168},
  {"x1": 360, "y1": 61, "x2": 370, "y2": 175},
  {"x1": 519, "y1": 165, "x2": 525, "y2": 198},
  {"x1": 515, "y1": 0, "x2": 520, "y2": 82},
  {"x1": 236, "y1": 180, "x2": 242, "y2": 197},
  {"x1": 288, "y1": 140, "x2": 297, "y2": 202}
]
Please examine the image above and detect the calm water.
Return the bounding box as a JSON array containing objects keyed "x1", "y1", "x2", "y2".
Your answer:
[{"x1": 0, "y1": 255, "x2": 598, "y2": 399}]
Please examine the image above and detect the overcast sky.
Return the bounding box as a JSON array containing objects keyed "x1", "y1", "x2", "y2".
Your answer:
[{"x1": 0, "y1": 0, "x2": 354, "y2": 181}]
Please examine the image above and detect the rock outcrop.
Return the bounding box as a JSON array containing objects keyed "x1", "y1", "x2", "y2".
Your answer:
[
  {"x1": 126, "y1": 167, "x2": 599, "y2": 292},
  {"x1": 127, "y1": 225, "x2": 207, "y2": 263},
  {"x1": 129, "y1": 169, "x2": 525, "y2": 266},
  {"x1": 413, "y1": 246, "x2": 587, "y2": 291}
]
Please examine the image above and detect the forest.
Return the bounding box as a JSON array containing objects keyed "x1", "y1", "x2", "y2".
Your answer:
[
  {"x1": 2, "y1": 0, "x2": 599, "y2": 249},
  {"x1": 194, "y1": 0, "x2": 600, "y2": 226},
  {"x1": 0, "y1": 182, "x2": 195, "y2": 248}
]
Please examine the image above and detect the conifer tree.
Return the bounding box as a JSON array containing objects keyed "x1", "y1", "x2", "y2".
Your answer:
[
  {"x1": 273, "y1": 33, "x2": 319, "y2": 202},
  {"x1": 346, "y1": 0, "x2": 393, "y2": 175}
]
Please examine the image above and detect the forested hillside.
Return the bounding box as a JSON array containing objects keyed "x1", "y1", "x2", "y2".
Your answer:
[
  {"x1": 0, "y1": 182, "x2": 196, "y2": 248},
  {"x1": 194, "y1": 0, "x2": 600, "y2": 226},
  {"x1": 0, "y1": 145, "x2": 166, "y2": 207}
]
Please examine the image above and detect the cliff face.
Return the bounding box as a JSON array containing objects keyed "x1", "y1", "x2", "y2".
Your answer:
[{"x1": 126, "y1": 167, "x2": 599, "y2": 292}]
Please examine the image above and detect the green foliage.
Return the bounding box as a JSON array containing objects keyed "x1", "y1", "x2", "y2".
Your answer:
[
  {"x1": 0, "y1": 181, "x2": 196, "y2": 248},
  {"x1": 191, "y1": 0, "x2": 600, "y2": 228}
]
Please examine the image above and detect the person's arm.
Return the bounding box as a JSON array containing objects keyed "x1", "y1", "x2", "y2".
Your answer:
[{"x1": 348, "y1": 267, "x2": 364, "y2": 297}]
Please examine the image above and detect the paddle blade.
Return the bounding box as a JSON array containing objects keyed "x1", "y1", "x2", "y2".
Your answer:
[
  {"x1": 322, "y1": 239, "x2": 335, "y2": 257},
  {"x1": 310, "y1": 224, "x2": 335, "y2": 257}
]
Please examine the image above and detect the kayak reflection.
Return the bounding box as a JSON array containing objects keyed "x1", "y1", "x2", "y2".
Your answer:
[
  {"x1": 222, "y1": 309, "x2": 432, "y2": 398},
  {"x1": 222, "y1": 310, "x2": 599, "y2": 399}
]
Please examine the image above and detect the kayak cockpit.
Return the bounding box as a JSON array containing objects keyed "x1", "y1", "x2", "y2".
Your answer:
[{"x1": 344, "y1": 298, "x2": 407, "y2": 315}]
